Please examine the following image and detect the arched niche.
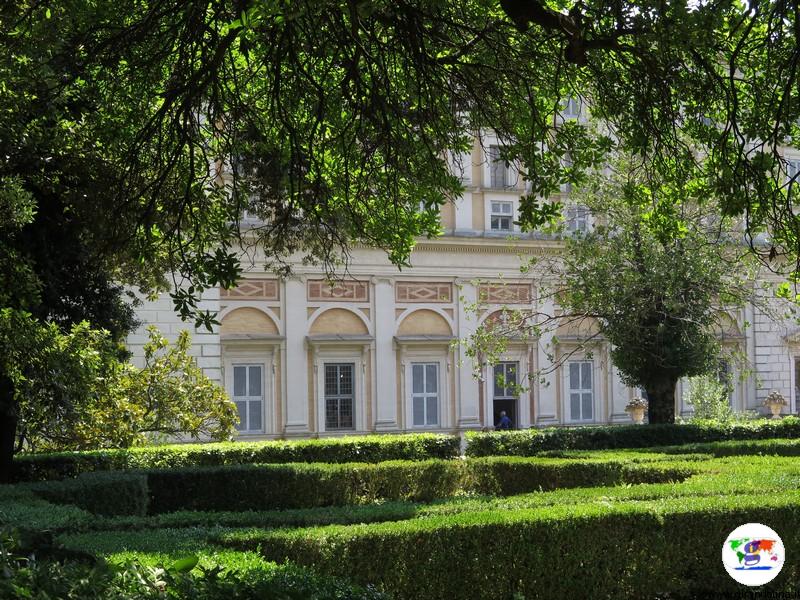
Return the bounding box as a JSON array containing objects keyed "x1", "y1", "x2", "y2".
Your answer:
[
  {"x1": 397, "y1": 309, "x2": 453, "y2": 336},
  {"x1": 309, "y1": 308, "x2": 369, "y2": 335},
  {"x1": 220, "y1": 307, "x2": 279, "y2": 335}
]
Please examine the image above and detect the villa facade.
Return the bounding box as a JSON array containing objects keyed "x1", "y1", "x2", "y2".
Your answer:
[{"x1": 126, "y1": 136, "x2": 800, "y2": 438}]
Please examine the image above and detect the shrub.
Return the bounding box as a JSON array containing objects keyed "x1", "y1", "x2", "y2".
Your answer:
[
  {"x1": 12, "y1": 433, "x2": 461, "y2": 482},
  {"x1": 0, "y1": 528, "x2": 386, "y2": 600},
  {"x1": 465, "y1": 416, "x2": 800, "y2": 456},
  {"x1": 0, "y1": 486, "x2": 93, "y2": 532},
  {"x1": 18, "y1": 457, "x2": 690, "y2": 516},
  {"x1": 141, "y1": 458, "x2": 690, "y2": 514},
  {"x1": 462, "y1": 457, "x2": 691, "y2": 496},
  {"x1": 655, "y1": 437, "x2": 800, "y2": 457},
  {"x1": 145, "y1": 460, "x2": 474, "y2": 513},
  {"x1": 29, "y1": 471, "x2": 149, "y2": 517},
  {"x1": 23, "y1": 327, "x2": 239, "y2": 453},
  {"x1": 91, "y1": 502, "x2": 422, "y2": 533},
  {"x1": 682, "y1": 373, "x2": 748, "y2": 422},
  {"x1": 222, "y1": 492, "x2": 800, "y2": 600}
]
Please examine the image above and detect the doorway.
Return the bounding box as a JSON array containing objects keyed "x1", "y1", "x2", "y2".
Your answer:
[{"x1": 492, "y1": 361, "x2": 518, "y2": 429}]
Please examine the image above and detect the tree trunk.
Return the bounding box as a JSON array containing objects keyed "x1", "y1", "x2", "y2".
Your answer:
[
  {"x1": 646, "y1": 379, "x2": 677, "y2": 424},
  {"x1": 0, "y1": 373, "x2": 17, "y2": 483}
]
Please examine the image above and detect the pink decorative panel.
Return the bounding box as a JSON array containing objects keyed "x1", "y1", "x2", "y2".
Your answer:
[
  {"x1": 395, "y1": 282, "x2": 453, "y2": 303},
  {"x1": 221, "y1": 279, "x2": 279, "y2": 300},
  {"x1": 307, "y1": 280, "x2": 369, "y2": 302},
  {"x1": 478, "y1": 283, "x2": 532, "y2": 304}
]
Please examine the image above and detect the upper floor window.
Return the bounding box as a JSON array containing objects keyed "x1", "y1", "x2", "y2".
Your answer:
[
  {"x1": 561, "y1": 97, "x2": 582, "y2": 119},
  {"x1": 786, "y1": 159, "x2": 800, "y2": 197},
  {"x1": 449, "y1": 150, "x2": 473, "y2": 185},
  {"x1": 487, "y1": 145, "x2": 513, "y2": 189},
  {"x1": 490, "y1": 201, "x2": 514, "y2": 232},
  {"x1": 565, "y1": 204, "x2": 590, "y2": 233},
  {"x1": 787, "y1": 159, "x2": 800, "y2": 180}
]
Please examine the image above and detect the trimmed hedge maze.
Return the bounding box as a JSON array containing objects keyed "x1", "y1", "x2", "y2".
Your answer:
[
  {"x1": 12, "y1": 432, "x2": 461, "y2": 482},
  {"x1": 4, "y1": 433, "x2": 800, "y2": 599},
  {"x1": 465, "y1": 416, "x2": 800, "y2": 456}
]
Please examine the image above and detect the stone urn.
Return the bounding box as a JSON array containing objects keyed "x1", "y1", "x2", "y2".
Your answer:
[
  {"x1": 762, "y1": 390, "x2": 788, "y2": 420},
  {"x1": 625, "y1": 397, "x2": 648, "y2": 425}
]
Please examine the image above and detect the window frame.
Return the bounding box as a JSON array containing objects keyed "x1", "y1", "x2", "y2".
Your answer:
[
  {"x1": 493, "y1": 361, "x2": 519, "y2": 400},
  {"x1": 561, "y1": 96, "x2": 582, "y2": 119},
  {"x1": 484, "y1": 144, "x2": 519, "y2": 190},
  {"x1": 411, "y1": 362, "x2": 440, "y2": 427},
  {"x1": 489, "y1": 200, "x2": 515, "y2": 232},
  {"x1": 565, "y1": 204, "x2": 591, "y2": 234},
  {"x1": 230, "y1": 362, "x2": 266, "y2": 434},
  {"x1": 566, "y1": 359, "x2": 595, "y2": 423},
  {"x1": 484, "y1": 194, "x2": 519, "y2": 234},
  {"x1": 401, "y1": 348, "x2": 450, "y2": 430},
  {"x1": 312, "y1": 346, "x2": 367, "y2": 434},
  {"x1": 323, "y1": 362, "x2": 356, "y2": 431}
]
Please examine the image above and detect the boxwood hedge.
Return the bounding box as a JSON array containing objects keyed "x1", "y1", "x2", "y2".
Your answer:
[
  {"x1": 12, "y1": 433, "x2": 460, "y2": 482},
  {"x1": 222, "y1": 491, "x2": 800, "y2": 600},
  {"x1": 466, "y1": 416, "x2": 800, "y2": 456},
  {"x1": 0, "y1": 528, "x2": 387, "y2": 600},
  {"x1": 26, "y1": 457, "x2": 692, "y2": 515}
]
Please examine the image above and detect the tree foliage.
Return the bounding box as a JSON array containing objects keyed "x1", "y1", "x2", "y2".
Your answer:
[
  {"x1": 683, "y1": 374, "x2": 742, "y2": 423},
  {"x1": 9, "y1": 0, "x2": 800, "y2": 316},
  {"x1": 556, "y1": 183, "x2": 747, "y2": 423},
  {"x1": 19, "y1": 327, "x2": 238, "y2": 452},
  {"x1": 4, "y1": 1, "x2": 800, "y2": 461},
  {"x1": 466, "y1": 156, "x2": 762, "y2": 424}
]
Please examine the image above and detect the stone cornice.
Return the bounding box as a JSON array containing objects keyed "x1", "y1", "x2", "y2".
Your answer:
[{"x1": 356, "y1": 237, "x2": 565, "y2": 256}]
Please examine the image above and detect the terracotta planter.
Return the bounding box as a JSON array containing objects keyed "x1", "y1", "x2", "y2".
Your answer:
[
  {"x1": 766, "y1": 402, "x2": 785, "y2": 420},
  {"x1": 626, "y1": 406, "x2": 646, "y2": 424}
]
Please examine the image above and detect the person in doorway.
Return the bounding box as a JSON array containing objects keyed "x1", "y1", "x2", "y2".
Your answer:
[{"x1": 496, "y1": 410, "x2": 512, "y2": 430}]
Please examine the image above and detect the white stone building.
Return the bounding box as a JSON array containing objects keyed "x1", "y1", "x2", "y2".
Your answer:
[{"x1": 126, "y1": 138, "x2": 800, "y2": 438}]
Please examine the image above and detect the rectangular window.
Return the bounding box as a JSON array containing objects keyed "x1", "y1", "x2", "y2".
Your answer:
[
  {"x1": 493, "y1": 362, "x2": 519, "y2": 399},
  {"x1": 487, "y1": 145, "x2": 511, "y2": 189},
  {"x1": 787, "y1": 159, "x2": 800, "y2": 199},
  {"x1": 787, "y1": 159, "x2": 800, "y2": 182},
  {"x1": 568, "y1": 360, "x2": 594, "y2": 421},
  {"x1": 561, "y1": 96, "x2": 581, "y2": 119},
  {"x1": 490, "y1": 201, "x2": 514, "y2": 231},
  {"x1": 232, "y1": 364, "x2": 264, "y2": 432},
  {"x1": 411, "y1": 363, "x2": 439, "y2": 427},
  {"x1": 324, "y1": 363, "x2": 355, "y2": 430},
  {"x1": 449, "y1": 150, "x2": 472, "y2": 184},
  {"x1": 566, "y1": 204, "x2": 589, "y2": 233}
]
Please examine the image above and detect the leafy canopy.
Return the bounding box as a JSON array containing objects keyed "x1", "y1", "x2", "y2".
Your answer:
[{"x1": 10, "y1": 324, "x2": 237, "y2": 453}]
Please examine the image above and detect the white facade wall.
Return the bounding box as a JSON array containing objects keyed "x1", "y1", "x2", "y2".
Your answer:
[
  {"x1": 126, "y1": 287, "x2": 221, "y2": 383},
  {"x1": 125, "y1": 142, "x2": 800, "y2": 437},
  {"x1": 752, "y1": 289, "x2": 798, "y2": 411}
]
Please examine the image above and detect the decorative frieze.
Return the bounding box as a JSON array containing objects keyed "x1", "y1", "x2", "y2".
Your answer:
[
  {"x1": 478, "y1": 283, "x2": 532, "y2": 304},
  {"x1": 221, "y1": 279, "x2": 279, "y2": 300},
  {"x1": 395, "y1": 282, "x2": 453, "y2": 303},
  {"x1": 307, "y1": 279, "x2": 369, "y2": 302}
]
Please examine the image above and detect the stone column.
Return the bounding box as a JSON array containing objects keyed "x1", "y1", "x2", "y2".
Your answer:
[
  {"x1": 535, "y1": 295, "x2": 559, "y2": 425},
  {"x1": 283, "y1": 276, "x2": 310, "y2": 434},
  {"x1": 373, "y1": 277, "x2": 399, "y2": 430},
  {"x1": 456, "y1": 279, "x2": 482, "y2": 428}
]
